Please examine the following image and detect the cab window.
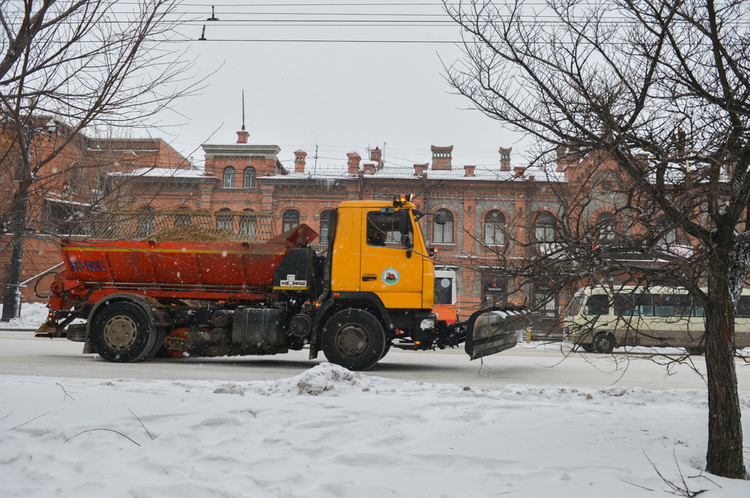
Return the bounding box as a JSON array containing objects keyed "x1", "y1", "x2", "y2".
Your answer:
[{"x1": 366, "y1": 211, "x2": 404, "y2": 248}]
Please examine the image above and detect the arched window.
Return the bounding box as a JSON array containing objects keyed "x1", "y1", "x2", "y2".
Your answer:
[
  {"x1": 239, "y1": 208, "x2": 256, "y2": 238},
  {"x1": 484, "y1": 210, "x2": 506, "y2": 245},
  {"x1": 534, "y1": 212, "x2": 556, "y2": 243},
  {"x1": 433, "y1": 209, "x2": 454, "y2": 244},
  {"x1": 656, "y1": 215, "x2": 678, "y2": 246},
  {"x1": 174, "y1": 206, "x2": 191, "y2": 226},
  {"x1": 595, "y1": 212, "x2": 616, "y2": 242},
  {"x1": 216, "y1": 207, "x2": 233, "y2": 231},
  {"x1": 282, "y1": 209, "x2": 300, "y2": 233},
  {"x1": 223, "y1": 166, "x2": 235, "y2": 189},
  {"x1": 243, "y1": 167, "x2": 256, "y2": 189},
  {"x1": 320, "y1": 209, "x2": 334, "y2": 246},
  {"x1": 136, "y1": 206, "x2": 154, "y2": 237}
]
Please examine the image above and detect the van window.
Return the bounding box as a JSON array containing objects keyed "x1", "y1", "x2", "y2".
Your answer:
[
  {"x1": 653, "y1": 294, "x2": 692, "y2": 317},
  {"x1": 614, "y1": 294, "x2": 637, "y2": 316},
  {"x1": 568, "y1": 293, "x2": 584, "y2": 316},
  {"x1": 737, "y1": 296, "x2": 750, "y2": 318},
  {"x1": 584, "y1": 295, "x2": 609, "y2": 316}
]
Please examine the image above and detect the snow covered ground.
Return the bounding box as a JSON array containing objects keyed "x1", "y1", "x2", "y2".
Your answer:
[{"x1": 1, "y1": 303, "x2": 749, "y2": 497}]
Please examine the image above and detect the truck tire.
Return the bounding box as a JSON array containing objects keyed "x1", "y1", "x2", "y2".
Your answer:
[
  {"x1": 90, "y1": 302, "x2": 157, "y2": 363},
  {"x1": 321, "y1": 309, "x2": 386, "y2": 371},
  {"x1": 593, "y1": 331, "x2": 616, "y2": 354}
]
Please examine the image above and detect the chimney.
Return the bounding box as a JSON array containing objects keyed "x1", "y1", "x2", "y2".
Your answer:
[
  {"x1": 464, "y1": 165, "x2": 476, "y2": 177},
  {"x1": 370, "y1": 147, "x2": 383, "y2": 169},
  {"x1": 347, "y1": 152, "x2": 361, "y2": 174},
  {"x1": 294, "y1": 150, "x2": 307, "y2": 173},
  {"x1": 363, "y1": 162, "x2": 376, "y2": 175},
  {"x1": 414, "y1": 163, "x2": 427, "y2": 176},
  {"x1": 499, "y1": 147, "x2": 512, "y2": 171},
  {"x1": 236, "y1": 125, "x2": 249, "y2": 144},
  {"x1": 555, "y1": 145, "x2": 567, "y2": 172},
  {"x1": 431, "y1": 145, "x2": 453, "y2": 171}
]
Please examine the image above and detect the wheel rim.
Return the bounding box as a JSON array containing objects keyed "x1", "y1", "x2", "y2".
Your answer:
[
  {"x1": 103, "y1": 315, "x2": 138, "y2": 351},
  {"x1": 595, "y1": 334, "x2": 613, "y2": 352},
  {"x1": 335, "y1": 324, "x2": 369, "y2": 358}
]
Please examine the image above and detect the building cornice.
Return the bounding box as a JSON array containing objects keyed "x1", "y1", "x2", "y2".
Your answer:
[{"x1": 202, "y1": 144, "x2": 281, "y2": 159}]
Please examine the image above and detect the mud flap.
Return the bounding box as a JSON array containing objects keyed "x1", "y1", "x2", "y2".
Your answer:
[{"x1": 464, "y1": 307, "x2": 528, "y2": 360}]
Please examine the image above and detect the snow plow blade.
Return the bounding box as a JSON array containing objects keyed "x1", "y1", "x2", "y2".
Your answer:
[{"x1": 464, "y1": 307, "x2": 528, "y2": 360}]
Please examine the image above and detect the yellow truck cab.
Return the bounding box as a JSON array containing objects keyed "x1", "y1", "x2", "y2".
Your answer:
[
  {"x1": 310, "y1": 194, "x2": 438, "y2": 369},
  {"x1": 330, "y1": 198, "x2": 434, "y2": 310}
]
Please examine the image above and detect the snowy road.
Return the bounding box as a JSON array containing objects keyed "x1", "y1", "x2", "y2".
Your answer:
[{"x1": 2, "y1": 330, "x2": 748, "y2": 391}]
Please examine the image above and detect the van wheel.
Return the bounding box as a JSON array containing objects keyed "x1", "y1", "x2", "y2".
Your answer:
[
  {"x1": 90, "y1": 302, "x2": 156, "y2": 363},
  {"x1": 322, "y1": 309, "x2": 386, "y2": 371},
  {"x1": 593, "y1": 332, "x2": 616, "y2": 354}
]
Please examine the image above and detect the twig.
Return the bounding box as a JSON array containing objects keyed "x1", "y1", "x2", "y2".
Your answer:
[
  {"x1": 644, "y1": 451, "x2": 708, "y2": 497},
  {"x1": 129, "y1": 409, "x2": 154, "y2": 441},
  {"x1": 56, "y1": 383, "x2": 75, "y2": 402},
  {"x1": 64, "y1": 428, "x2": 141, "y2": 447},
  {"x1": 0, "y1": 410, "x2": 14, "y2": 422},
  {"x1": 11, "y1": 411, "x2": 50, "y2": 430}
]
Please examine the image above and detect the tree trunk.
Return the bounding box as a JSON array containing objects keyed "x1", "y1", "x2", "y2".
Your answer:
[{"x1": 704, "y1": 256, "x2": 747, "y2": 478}]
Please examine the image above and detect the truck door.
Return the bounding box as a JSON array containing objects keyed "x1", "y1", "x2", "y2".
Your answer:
[{"x1": 360, "y1": 209, "x2": 423, "y2": 309}]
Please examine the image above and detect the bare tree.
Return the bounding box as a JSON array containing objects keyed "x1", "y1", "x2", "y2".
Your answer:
[
  {"x1": 0, "y1": 0, "x2": 198, "y2": 319},
  {"x1": 444, "y1": 0, "x2": 750, "y2": 479}
]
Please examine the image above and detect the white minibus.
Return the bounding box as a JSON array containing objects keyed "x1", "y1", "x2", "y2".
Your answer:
[{"x1": 563, "y1": 285, "x2": 750, "y2": 353}]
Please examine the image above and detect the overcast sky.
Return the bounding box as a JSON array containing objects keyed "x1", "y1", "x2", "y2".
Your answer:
[{"x1": 149, "y1": 0, "x2": 527, "y2": 171}]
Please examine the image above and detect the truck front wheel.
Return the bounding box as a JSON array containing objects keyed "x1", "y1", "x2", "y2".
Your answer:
[
  {"x1": 90, "y1": 302, "x2": 157, "y2": 363},
  {"x1": 321, "y1": 309, "x2": 386, "y2": 371}
]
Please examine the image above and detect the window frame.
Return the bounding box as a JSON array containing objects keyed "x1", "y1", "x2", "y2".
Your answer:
[
  {"x1": 433, "y1": 208, "x2": 454, "y2": 244},
  {"x1": 484, "y1": 210, "x2": 506, "y2": 246}
]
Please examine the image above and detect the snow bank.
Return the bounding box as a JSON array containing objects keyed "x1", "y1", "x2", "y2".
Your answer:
[
  {"x1": 1, "y1": 363, "x2": 748, "y2": 498},
  {"x1": 0, "y1": 301, "x2": 48, "y2": 330}
]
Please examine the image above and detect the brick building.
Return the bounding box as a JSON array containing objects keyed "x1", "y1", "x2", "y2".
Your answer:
[{"x1": 1, "y1": 117, "x2": 190, "y2": 307}]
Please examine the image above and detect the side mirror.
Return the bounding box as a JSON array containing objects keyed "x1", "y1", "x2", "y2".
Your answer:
[
  {"x1": 398, "y1": 210, "x2": 414, "y2": 250},
  {"x1": 401, "y1": 232, "x2": 413, "y2": 250},
  {"x1": 434, "y1": 214, "x2": 446, "y2": 225}
]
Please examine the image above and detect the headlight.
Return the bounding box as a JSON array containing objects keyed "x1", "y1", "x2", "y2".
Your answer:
[{"x1": 420, "y1": 318, "x2": 436, "y2": 330}]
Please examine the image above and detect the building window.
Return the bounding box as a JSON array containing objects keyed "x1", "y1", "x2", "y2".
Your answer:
[
  {"x1": 533, "y1": 283, "x2": 557, "y2": 317},
  {"x1": 282, "y1": 209, "x2": 300, "y2": 233},
  {"x1": 239, "y1": 208, "x2": 256, "y2": 238},
  {"x1": 216, "y1": 207, "x2": 233, "y2": 231},
  {"x1": 223, "y1": 166, "x2": 235, "y2": 189},
  {"x1": 595, "y1": 212, "x2": 616, "y2": 242},
  {"x1": 484, "y1": 210, "x2": 505, "y2": 246},
  {"x1": 174, "y1": 206, "x2": 191, "y2": 226},
  {"x1": 656, "y1": 215, "x2": 678, "y2": 246},
  {"x1": 46, "y1": 200, "x2": 87, "y2": 236},
  {"x1": 243, "y1": 167, "x2": 256, "y2": 188},
  {"x1": 481, "y1": 275, "x2": 507, "y2": 307},
  {"x1": 320, "y1": 209, "x2": 334, "y2": 246},
  {"x1": 433, "y1": 208, "x2": 454, "y2": 244},
  {"x1": 136, "y1": 206, "x2": 154, "y2": 237},
  {"x1": 534, "y1": 212, "x2": 556, "y2": 243}
]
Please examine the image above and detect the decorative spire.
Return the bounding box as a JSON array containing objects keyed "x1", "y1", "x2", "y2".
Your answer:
[{"x1": 237, "y1": 90, "x2": 249, "y2": 143}]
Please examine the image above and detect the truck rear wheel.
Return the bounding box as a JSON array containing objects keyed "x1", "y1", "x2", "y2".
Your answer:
[
  {"x1": 90, "y1": 302, "x2": 157, "y2": 363},
  {"x1": 321, "y1": 309, "x2": 386, "y2": 371}
]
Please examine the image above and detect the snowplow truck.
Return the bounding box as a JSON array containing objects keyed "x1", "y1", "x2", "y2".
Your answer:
[{"x1": 38, "y1": 194, "x2": 527, "y2": 371}]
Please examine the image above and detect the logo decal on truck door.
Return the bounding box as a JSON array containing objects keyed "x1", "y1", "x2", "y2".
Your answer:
[{"x1": 382, "y1": 268, "x2": 400, "y2": 286}]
